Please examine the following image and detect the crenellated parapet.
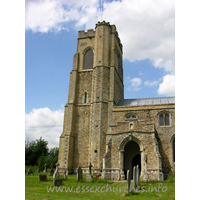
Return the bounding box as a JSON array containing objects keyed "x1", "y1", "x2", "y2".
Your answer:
[
  {"x1": 96, "y1": 21, "x2": 122, "y2": 50},
  {"x1": 78, "y1": 29, "x2": 95, "y2": 39},
  {"x1": 78, "y1": 21, "x2": 122, "y2": 50}
]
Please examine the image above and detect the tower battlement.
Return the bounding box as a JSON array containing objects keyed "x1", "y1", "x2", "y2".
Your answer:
[
  {"x1": 78, "y1": 29, "x2": 95, "y2": 39},
  {"x1": 78, "y1": 21, "x2": 122, "y2": 50},
  {"x1": 95, "y1": 21, "x2": 122, "y2": 50}
]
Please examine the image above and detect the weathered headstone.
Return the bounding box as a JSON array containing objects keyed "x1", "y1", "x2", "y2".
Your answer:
[
  {"x1": 53, "y1": 161, "x2": 60, "y2": 180},
  {"x1": 136, "y1": 165, "x2": 139, "y2": 186},
  {"x1": 63, "y1": 170, "x2": 67, "y2": 180},
  {"x1": 43, "y1": 164, "x2": 47, "y2": 173},
  {"x1": 49, "y1": 163, "x2": 54, "y2": 176},
  {"x1": 77, "y1": 166, "x2": 83, "y2": 181},
  {"x1": 36, "y1": 168, "x2": 40, "y2": 173},
  {"x1": 132, "y1": 166, "x2": 136, "y2": 189},
  {"x1": 39, "y1": 175, "x2": 47, "y2": 182},
  {"x1": 118, "y1": 170, "x2": 120, "y2": 181},
  {"x1": 53, "y1": 179, "x2": 63, "y2": 186},
  {"x1": 27, "y1": 168, "x2": 33, "y2": 175},
  {"x1": 88, "y1": 163, "x2": 93, "y2": 176},
  {"x1": 127, "y1": 170, "x2": 131, "y2": 193}
]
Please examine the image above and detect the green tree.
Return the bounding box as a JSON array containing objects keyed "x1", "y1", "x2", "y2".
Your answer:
[
  {"x1": 25, "y1": 137, "x2": 48, "y2": 166},
  {"x1": 37, "y1": 152, "x2": 46, "y2": 170},
  {"x1": 25, "y1": 139, "x2": 36, "y2": 166},
  {"x1": 46, "y1": 147, "x2": 59, "y2": 168}
]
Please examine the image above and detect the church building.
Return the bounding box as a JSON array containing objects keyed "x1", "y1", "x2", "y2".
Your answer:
[{"x1": 58, "y1": 21, "x2": 175, "y2": 181}]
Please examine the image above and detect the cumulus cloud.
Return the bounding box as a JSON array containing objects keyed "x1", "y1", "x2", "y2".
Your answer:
[
  {"x1": 157, "y1": 74, "x2": 175, "y2": 96},
  {"x1": 25, "y1": 0, "x2": 100, "y2": 32},
  {"x1": 25, "y1": 0, "x2": 175, "y2": 96},
  {"x1": 129, "y1": 77, "x2": 142, "y2": 91},
  {"x1": 25, "y1": 107, "x2": 64, "y2": 148},
  {"x1": 144, "y1": 80, "x2": 159, "y2": 87},
  {"x1": 103, "y1": 0, "x2": 175, "y2": 73}
]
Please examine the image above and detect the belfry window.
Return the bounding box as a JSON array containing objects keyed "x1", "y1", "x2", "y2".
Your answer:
[
  {"x1": 83, "y1": 49, "x2": 93, "y2": 69},
  {"x1": 159, "y1": 113, "x2": 170, "y2": 126}
]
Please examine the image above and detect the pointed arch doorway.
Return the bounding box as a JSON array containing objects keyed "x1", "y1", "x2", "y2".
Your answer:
[
  {"x1": 119, "y1": 135, "x2": 144, "y2": 180},
  {"x1": 124, "y1": 140, "x2": 141, "y2": 179}
]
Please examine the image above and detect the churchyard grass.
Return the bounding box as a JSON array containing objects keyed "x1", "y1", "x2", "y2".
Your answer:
[{"x1": 25, "y1": 173, "x2": 175, "y2": 200}]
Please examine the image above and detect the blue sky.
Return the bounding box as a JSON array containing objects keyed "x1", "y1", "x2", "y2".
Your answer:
[
  {"x1": 25, "y1": 0, "x2": 175, "y2": 148},
  {"x1": 25, "y1": 31, "x2": 168, "y2": 113}
]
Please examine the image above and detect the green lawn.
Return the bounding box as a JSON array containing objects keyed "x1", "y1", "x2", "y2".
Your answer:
[{"x1": 25, "y1": 173, "x2": 175, "y2": 200}]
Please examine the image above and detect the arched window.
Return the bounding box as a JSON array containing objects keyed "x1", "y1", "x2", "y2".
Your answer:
[
  {"x1": 83, "y1": 49, "x2": 93, "y2": 69},
  {"x1": 125, "y1": 113, "x2": 137, "y2": 120},
  {"x1": 159, "y1": 112, "x2": 170, "y2": 126}
]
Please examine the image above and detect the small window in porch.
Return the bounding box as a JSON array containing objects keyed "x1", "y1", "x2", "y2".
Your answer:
[{"x1": 159, "y1": 112, "x2": 170, "y2": 126}]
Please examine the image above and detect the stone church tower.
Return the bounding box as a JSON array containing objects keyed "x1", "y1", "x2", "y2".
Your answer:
[{"x1": 58, "y1": 21, "x2": 175, "y2": 181}]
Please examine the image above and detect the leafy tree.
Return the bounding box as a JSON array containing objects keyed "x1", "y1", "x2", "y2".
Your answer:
[
  {"x1": 46, "y1": 147, "x2": 59, "y2": 168},
  {"x1": 25, "y1": 139, "x2": 36, "y2": 166},
  {"x1": 25, "y1": 137, "x2": 48, "y2": 166},
  {"x1": 37, "y1": 152, "x2": 46, "y2": 170}
]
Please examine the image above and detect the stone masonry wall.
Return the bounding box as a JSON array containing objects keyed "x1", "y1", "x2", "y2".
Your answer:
[{"x1": 106, "y1": 104, "x2": 175, "y2": 179}]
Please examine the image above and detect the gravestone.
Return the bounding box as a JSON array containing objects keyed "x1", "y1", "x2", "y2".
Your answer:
[
  {"x1": 53, "y1": 162, "x2": 60, "y2": 180},
  {"x1": 63, "y1": 170, "x2": 67, "y2": 180},
  {"x1": 49, "y1": 163, "x2": 54, "y2": 176},
  {"x1": 39, "y1": 175, "x2": 47, "y2": 182},
  {"x1": 27, "y1": 168, "x2": 33, "y2": 175},
  {"x1": 77, "y1": 166, "x2": 83, "y2": 181},
  {"x1": 136, "y1": 165, "x2": 139, "y2": 186},
  {"x1": 36, "y1": 168, "x2": 40, "y2": 173},
  {"x1": 43, "y1": 164, "x2": 47, "y2": 173},
  {"x1": 118, "y1": 170, "x2": 120, "y2": 181},
  {"x1": 88, "y1": 163, "x2": 93, "y2": 176},
  {"x1": 86, "y1": 163, "x2": 92, "y2": 180},
  {"x1": 53, "y1": 180, "x2": 62, "y2": 186},
  {"x1": 132, "y1": 166, "x2": 136, "y2": 189},
  {"x1": 127, "y1": 170, "x2": 131, "y2": 193}
]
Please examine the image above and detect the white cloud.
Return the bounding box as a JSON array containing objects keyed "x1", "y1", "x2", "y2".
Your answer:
[
  {"x1": 138, "y1": 71, "x2": 143, "y2": 76},
  {"x1": 26, "y1": 0, "x2": 174, "y2": 71},
  {"x1": 129, "y1": 77, "x2": 142, "y2": 91},
  {"x1": 157, "y1": 74, "x2": 175, "y2": 96},
  {"x1": 144, "y1": 80, "x2": 159, "y2": 87},
  {"x1": 25, "y1": 0, "x2": 175, "y2": 96},
  {"x1": 25, "y1": 107, "x2": 64, "y2": 149},
  {"x1": 25, "y1": 0, "x2": 100, "y2": 32},
  {"x1": 103, "y1": 0, "x2": 175, "y2": 73}
]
